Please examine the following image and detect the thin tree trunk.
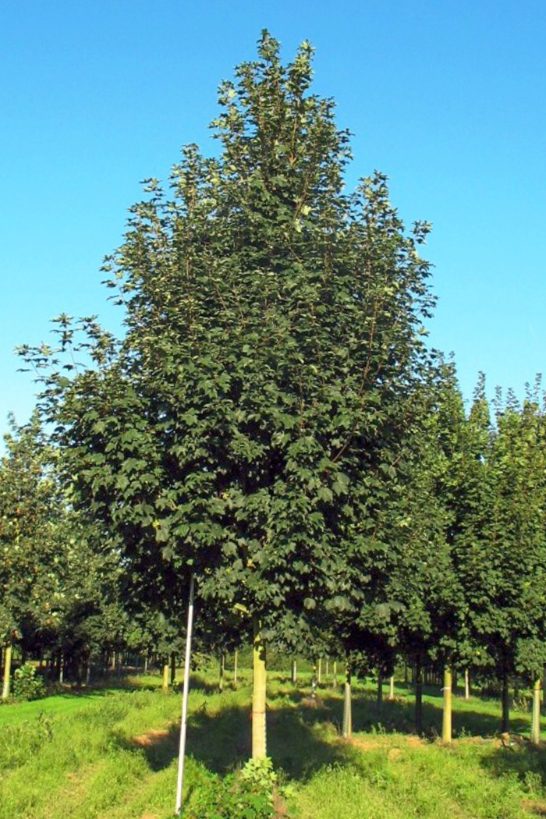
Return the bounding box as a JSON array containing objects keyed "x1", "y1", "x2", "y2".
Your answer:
[
  {"x1": 111, "y1": 650, "x2": 116, "y2": 672},
  {"x1": 531, "y1": 678, "x2": 541, "y2": 746},
  {"x1": 464, "y1": 668, "x2": 470, "y2": 700},
  {"x1": 501, "y1": 672, "x2": 510, "y2": 733},
  {"x1": 291, "y1": 659, "x2": 297, "y2": 685},
  {"x1": 343, "y1": 662, "x2": 352, "y2": 739},
  {"x1": 219, "y1": 652, "x2": 225, "y2": 692},
  {"x1": 325, "y1": 658, "x2": 329, "y2": 678},
  {"x1": 415, "y1": 660, "x2": 423, "y2": 736},
  {"x1": 442, "y1": 665, "x2": 452, "y2": 743},
  {"x1": 317, "y1": 657, "x2": 322, "y2": 685},
  {"x1": 175, "y1": 574, "x2": 195, "y2": 816},
  {"x1": 404, "y1": 663, "x2": 408, "y2": 684},
  {"x1": 377, "y1": 674, "x2": 383, "y2": 710},
  {"x1": 252, "y1": 622, "x2": 267, "y2": 759},
  {"x1": 144, "y1": 655, "x2": 149, "y2": 673},
  {"x1": 2, "y1": 642, "x2": 13, "y2": 700},
  {"x1": 162, "y1": 663, "x2": 170, "y2": 691},
  {"x1": 388, "y1": 675, "x2": 395, "y2": 701},
  {"x1": 333, "y1": 660, "x2": 337, "y2": 687},
  {"x1": 170, "y1": 652, "x2": 177, "y2": 686},
  {"x1": 233, "y1": 650, "x2": 238, "y2": 684},
  {"x1": 59, "y1": 651, "x2": 64, "y2": 684}
]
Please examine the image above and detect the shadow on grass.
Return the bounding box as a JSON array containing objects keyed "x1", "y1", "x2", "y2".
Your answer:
[
  {"x1": 284, "y1": 686, "x2": 530, "y2": 741},
  {"x1": 111, "y1": 680, "x2": 535, "y2": 789},
  {"x1": 115, "y1": 702, "x2": 352, "y2": 781},
  {"x1": 480, "y1": 741, "x2": 546, "y2": 806}
]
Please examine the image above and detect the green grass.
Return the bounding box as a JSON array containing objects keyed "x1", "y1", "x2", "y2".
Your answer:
[{"x1": 1, "y1": 669, "x2": 546, "y2": 817}]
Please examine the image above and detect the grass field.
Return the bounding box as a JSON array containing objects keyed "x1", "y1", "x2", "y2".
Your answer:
[{"x1": 1, "y1": 669, "x2": 546, "y2": 818}]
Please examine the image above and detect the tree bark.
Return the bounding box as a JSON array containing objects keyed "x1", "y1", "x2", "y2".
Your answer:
[
  {"x1": 218, "y1": 652, "x2": 225, "y2": 692},
  {"x1": 170, "y1": 652, "x2": 177, "y2": 686},
  {"x1": 252, "y1": 622, "x2": 267, "y2": 759},
  {"x1": 442, "y1": 665, "x2": 452, "y2": 743},
  {"x1": 415, "y1": 659, "x2": 423, "y2": 736},
  {"x1": 317, "y1": 657, "x2": 322, "y2": 685},
  {"x1": 162, "y1": 663, "x2": 170, "y2": 691},
  {"x1": 291, "y1": 658, "x2": 297, "y2": 685},
  {"x1": 343, "y1": 662, "x2": 352, "y2": 738},
  {"x1": 2, "y1": 641, "x2": 12, "y2": 700},
  {"x1": 501, "y1": 672, "x2": 510, "y2": 733},
  {"x1": 464, "y1": 668, "x2": 470, "y2": 700},
  {"x1": 377, "y1": 674, "x2": 383, "y2": 710},
  {"x1": 388, "y1": 675, "x2": 395, "y2": 701},
  {"x1": 531, "y1": 678, "x2": 541, "y2": 745}
]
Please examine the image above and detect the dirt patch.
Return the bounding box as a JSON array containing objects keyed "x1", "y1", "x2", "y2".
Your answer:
[
  {"x1": 132, "y1": 728, "x2": 172, "y2": 747},
  {"x1": 273, "y1": 788, "x2": 289, "y2": 818},
  {"x1": 301, "y1": 695, "x2": 325, "y2": 709},
  {"x1": 522, "y1": 799, "x2": 546, "y2": 816},
  {"x1": 348, "y1": 734, "x2": 424, "y2": 752}
]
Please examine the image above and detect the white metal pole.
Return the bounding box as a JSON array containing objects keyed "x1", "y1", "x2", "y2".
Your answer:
[{"x1": 175, "y1": 574, "x2": 195, "y2": 816}]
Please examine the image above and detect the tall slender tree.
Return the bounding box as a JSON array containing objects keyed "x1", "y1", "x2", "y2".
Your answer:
[{"x1": 23, "y1": 32, "x2": 436, "y2": 756}]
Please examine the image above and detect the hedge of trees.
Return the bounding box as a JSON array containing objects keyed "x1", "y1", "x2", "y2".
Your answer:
[{"x1": 4, "y1": 32, "x2": 546, "y2": 759}]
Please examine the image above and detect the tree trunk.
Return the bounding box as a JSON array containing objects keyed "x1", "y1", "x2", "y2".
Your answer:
[
  {"x1": 442, "y1": 665, "x2": 452, "y2": 743},
  {"x1": 333, "y1": 661, "x2": 337, "y2": 687},
  {"x1": 162, "y1": 663, "x2": 170, "y2": 691},
  {"x1": 233, "y1": 650, "x2": 238, "y2": 685},
  {"x1": 291, "y1": 659, "x2": 297, "y2": 685},
  {"x1": 252, "y1": 622, "x2": 267, "y2": 759},
  {"x1": 218, "y1": 652, "x2": 225, "y2": 692},
  {"x1": 343, "y1": 662, "x2": 352, "y2": 739},
  {"x1": 404, "y1": 663, "x2": 408, "y2": 684},
  {"x1": 170, "y1": 652, "x2": 177, "y2": 686},
  {"x1": 377, "y1": 674, "x2": 383, "y2": 710},
  {"x1": 531, "y1": 678, "x2": 541, "y2": 745},
  {"x1": 388, "y1": 675, "x2": 395, "y2": 701},
  {"x1": 59, "y1": 651, "x2": 64, "y2": 684},
  {"x1": 2, "y1": 642, "x2": 12, "y2": 700},
  {"x1": 144, "y1": 655, "x2": 149, "y2": 674},
  {"x1": 415, "y1": 660, "x2": 423, "y2": 736},
  {"x1": 317, "y1": 657, "x2": 322, "y2": 685},
  {"x1": 501, "y1": 672, "x2": 510, "y2": 733},
  {"x1": 110, "y1": 650, "x2": 116, "y2": 672},
  {"x1": 464, "y1": 668, "x2": 470, "y2": 700},
  {"x1": 325, "y1": 658, "x2": 329, "y2": 678}
]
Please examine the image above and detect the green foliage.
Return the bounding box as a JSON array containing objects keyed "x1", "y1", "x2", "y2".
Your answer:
[
  {"x1": 12, "y1": 663, "x2": 46, "y2": 701},
  {"x1": 187, "y1": 758, "x2": 276, "y2": 818},
  {"x1": 21, "y1": 32, "x2": 438, "y2": 664}
]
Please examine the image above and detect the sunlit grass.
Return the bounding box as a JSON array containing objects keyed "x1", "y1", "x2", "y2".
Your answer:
[{"x1": 1, "y1": 668, "x2": 546, "y2": 817}]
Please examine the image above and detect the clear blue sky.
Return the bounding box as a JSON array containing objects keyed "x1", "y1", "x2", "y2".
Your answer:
[{"x1": 2, "y1": 0, "x2": 546, "y2": 438}]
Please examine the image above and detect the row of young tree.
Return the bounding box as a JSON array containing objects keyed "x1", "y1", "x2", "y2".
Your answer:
[{"x1": 3, "y1": 32, "x2": 546, "y2": 758}]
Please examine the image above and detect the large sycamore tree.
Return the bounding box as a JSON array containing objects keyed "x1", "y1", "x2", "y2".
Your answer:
[{"x1": 25, "y1": 32, "x2": 435, "y2": 757}]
